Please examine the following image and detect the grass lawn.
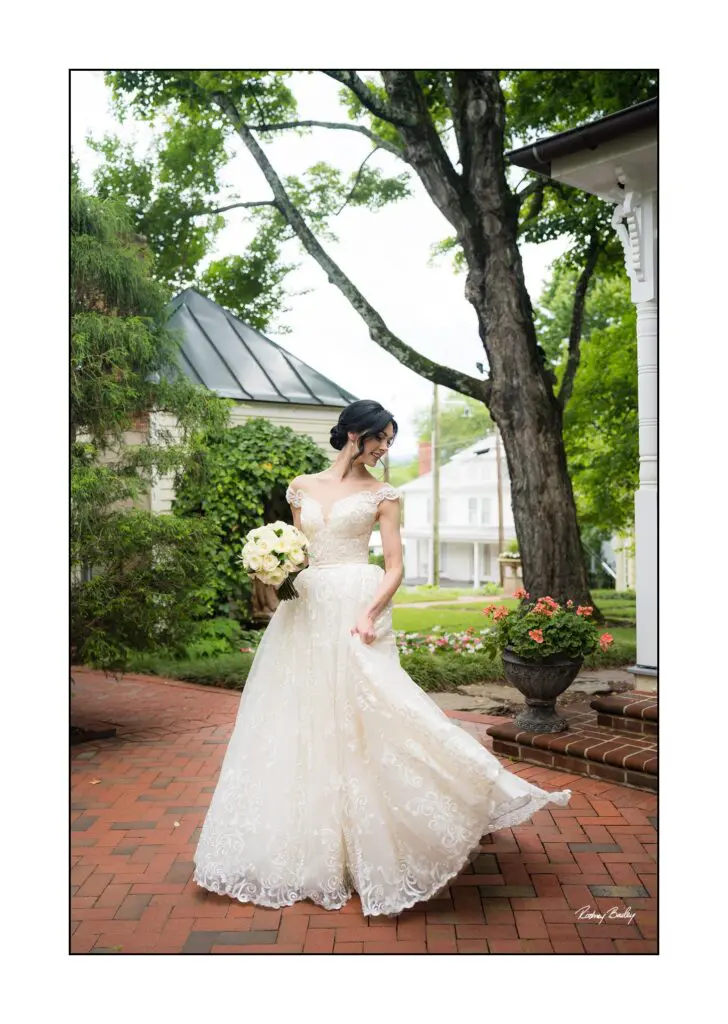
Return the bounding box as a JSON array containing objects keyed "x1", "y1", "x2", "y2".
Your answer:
[
  {"x1": 393, "y1": 588, "x2": 635, "y2": 623},
  {"x1": 393, "y1": 604, "x2": 634, "y2": 638},
  {"x1": 393, "y1": 586, "x2": 502, "y2": 604},
  {"x1": 126, "y1": 589, "x2": 637, "y2": 690}
]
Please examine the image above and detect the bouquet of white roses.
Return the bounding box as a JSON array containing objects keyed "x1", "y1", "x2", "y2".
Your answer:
[{"x1": 239, "y1": 521, "x2": 309, "y2": 601}]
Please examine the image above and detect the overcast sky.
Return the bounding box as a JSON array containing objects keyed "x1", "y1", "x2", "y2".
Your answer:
[{"x1": 71, "y1": 70, "x2": 568, "y2": 459}]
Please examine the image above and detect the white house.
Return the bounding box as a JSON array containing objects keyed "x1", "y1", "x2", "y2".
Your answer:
[
  {"x1": 398, "y1": 436, "x2": 518, "y2": 586},
  {"x1": 507, "y1": 97, "x2": 657, "y2": 690}
]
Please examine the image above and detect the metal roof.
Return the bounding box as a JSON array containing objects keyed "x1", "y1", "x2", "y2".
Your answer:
[
  {"x1": 506, "y1": 97, "x2": 658, "y2": 177},
  {"x1": 166, "y1": 287, "x2": 358, "y2": 406}
]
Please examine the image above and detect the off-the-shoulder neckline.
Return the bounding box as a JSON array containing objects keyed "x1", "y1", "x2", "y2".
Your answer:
[{"x1": 286, "y1": 484, "x2": 399, "y2": 524}]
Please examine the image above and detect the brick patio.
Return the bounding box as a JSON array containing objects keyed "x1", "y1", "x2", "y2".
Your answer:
[{"x1": 70, "y1": 668, "x2": 658, "y2": 954}]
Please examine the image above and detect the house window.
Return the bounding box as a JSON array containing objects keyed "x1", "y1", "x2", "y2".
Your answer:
[
  {"x1": 479, "y1": 498, "x2": 491, "y2": 525},
  {"x1": 439, "y1": 499, "x2": 447, "y2": 524},
  {"x1": 468, "y1": 497, "x2": 477, "y2": 525}
]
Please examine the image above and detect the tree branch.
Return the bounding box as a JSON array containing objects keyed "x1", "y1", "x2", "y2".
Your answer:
[
  {"x1": 379, "y1": 71, "x2": 470, "y2": 238},
  {"x1": 437, "y1": 72, "x2": 464, "y2": 165},
  {"x1": 247, "y1": 119, "x2": 405, "y2": 162},
  {"x1": 321, "y1": 71, "x2": 418, "y2": 128},
  {"x1": 334, "y1": 146, "x2": 382, "y2": 216},
  {"x1": 206, "y1": 200, "x2": 277, "y2": 216},
  {"x1": 558, "y1": 235, "x2": 601, "y2": 409},
  {"x1": 516, "y1": 179, "x2": 546, "y2": 228},
  {"x1": 515, "y1": 178, "x2": 545, "y2": 206},
  {"x1": 212, "y1": 91, "x2": 490, "y2": 404}
]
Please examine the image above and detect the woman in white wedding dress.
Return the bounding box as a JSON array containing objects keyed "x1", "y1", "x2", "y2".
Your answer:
[{"x1": 193, "y1": 400, "x2": 571, "y2": 917}]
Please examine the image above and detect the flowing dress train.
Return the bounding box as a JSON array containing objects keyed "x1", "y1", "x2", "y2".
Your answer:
[{"x1": 193, "y1": 484, "x2": 571, "y2": 917}]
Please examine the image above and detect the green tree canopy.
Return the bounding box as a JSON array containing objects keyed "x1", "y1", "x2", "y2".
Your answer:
[
  {"x1": 95, "y1": 70, "x2": 657, "y2": 606},
  {"x1": 87, "y1": 75, "x2": 411, "y2": 330},
  {"x1": 71, "y1": 183, "x2": 228, "y2": 671},
  {"x1": 535, "y1": 265, "x2": 638, "y2": 535}
]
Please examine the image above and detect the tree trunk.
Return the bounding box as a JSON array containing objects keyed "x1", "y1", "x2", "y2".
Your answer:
[
  {"x1": 465, "y1": 229, "x2": 593, "y2": 607},
  {"x1": 444, "y1": 71, "x2": 596, "y2": 609}
]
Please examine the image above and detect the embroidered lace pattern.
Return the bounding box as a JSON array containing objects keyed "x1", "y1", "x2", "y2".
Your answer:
[{"x1": 193, "y1": 479, "x2": 571, "y2": 916}]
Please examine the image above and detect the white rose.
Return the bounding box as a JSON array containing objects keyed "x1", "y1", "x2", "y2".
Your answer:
[
  {"x1": 246, "y1": 552, "x2": 264, "y2": 572},
  {"x1": 261, "y1": 552, "x2": 279, "y2": 573},
  {"x1": 265, "y1": 566, "x2": 287, "y2": 586},
  {"x1": 288, "y1": 548, "x2": 306, "y2": 565},
  {"x1": 275, "y1": 534, "x2": 293, "y2": 554},
  {"x1": 280, "y1": 559, "x2": 297, "y2": 574},
  {"x1": 254, "y1": 529, "x2": 279, "y2": 554}
]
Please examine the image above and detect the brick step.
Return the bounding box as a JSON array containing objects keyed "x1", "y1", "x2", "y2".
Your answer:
[
  {"x1": 595, "y1": 711, "x2": 657, "y2": 737},
  {"x1": 487, "y1": 709, "x2": 658, "y2": 793},
  {"x1": 589, "y1": 693, "x2": 658, "y2": 722}
]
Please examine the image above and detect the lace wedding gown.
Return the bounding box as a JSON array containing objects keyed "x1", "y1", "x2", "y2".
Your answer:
[{"x1": 193, "y1": 483, "x2": 572, "y2": 917}]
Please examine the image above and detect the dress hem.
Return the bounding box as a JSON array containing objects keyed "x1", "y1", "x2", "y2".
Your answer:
[{"x1": 192, "y1": 784, "x2": 572, "y2": 917}]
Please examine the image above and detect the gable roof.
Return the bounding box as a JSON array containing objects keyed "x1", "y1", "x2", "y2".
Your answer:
[{"x1": 166, "y1": 287, "x2": 358, "y2": 406}]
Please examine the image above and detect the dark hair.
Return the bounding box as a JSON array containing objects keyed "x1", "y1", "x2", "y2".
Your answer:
[{"x1": 330, "y1": 400, "x2": 398, "y2": 470}]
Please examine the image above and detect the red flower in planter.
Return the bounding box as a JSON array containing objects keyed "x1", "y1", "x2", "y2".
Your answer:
[
  {"x1": 514, "y1": 588, "x2": 530, "y2": 600},
  {"x1": 576, "y1": 605, "x2": 594, "y2": 617},
  {"x1": 528, "y1": 629, "x2": 544, "y2": 644},
  {"x1": 599, "y1": 633, "x2": 614, "y2": 651}
]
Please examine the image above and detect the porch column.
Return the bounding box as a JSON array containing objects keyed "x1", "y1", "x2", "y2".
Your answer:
[
  {"x1": 473, "y1": 541, "x2": 481, "y2": 589},
  {"x1": 611, "y1": 187, "x2": 657, "y2": 680}
]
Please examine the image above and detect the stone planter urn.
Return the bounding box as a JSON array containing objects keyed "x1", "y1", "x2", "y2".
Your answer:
[
  {"x1": 498, "y1": 557, "x2": 523, "y2": 597},
  {"x1": 502, "y1": 646, "x2": 583, "y2": 733}
]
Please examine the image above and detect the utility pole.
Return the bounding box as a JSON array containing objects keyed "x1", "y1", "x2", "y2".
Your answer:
[
  {"x1": 430, "y1": 382, "x2": 440, "y2": 587},
  {"x1": 495, "y1": 427, "x2": 505, "y2": 587}
]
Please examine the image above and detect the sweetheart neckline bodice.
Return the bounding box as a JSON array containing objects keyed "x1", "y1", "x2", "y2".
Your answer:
[{"x1": 287, "y1": 485, "x2": 398, "y2": 526}]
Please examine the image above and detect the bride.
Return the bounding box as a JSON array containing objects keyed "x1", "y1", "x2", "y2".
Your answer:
[{"x1": 193, "y1": 399, "x2": 571, "y2": 917}]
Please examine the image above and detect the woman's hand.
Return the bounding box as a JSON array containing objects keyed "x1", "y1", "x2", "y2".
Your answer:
[{"x1": 351, "y1": 613, "x2": 377, "y2": 645}]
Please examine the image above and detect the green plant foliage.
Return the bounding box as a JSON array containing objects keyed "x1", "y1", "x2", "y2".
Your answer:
[
  {"x1": 87, "y1": 72, "x2": 411, "y2": 332},
  {"x1": 71, "y1": 184, "x2": 229, "y2": 673},
  {"x1": 533, "y1": 266, "x2": 638, "y2": 536},
  {"x1": 183, "y1": 616, "x2": 247, "y2": 659},
  {"x1": 71, "y1": 510, "x2": 214, "y2": 671},
  {"x1": 481, "y1": 596, "x2": 614, "y2": 662},
  {"x1": 173, "y1": 418, "x2": 329, "y2": 616},
  {"x1": 128, "y1": 651, "x2": 256, "y2": 688}
]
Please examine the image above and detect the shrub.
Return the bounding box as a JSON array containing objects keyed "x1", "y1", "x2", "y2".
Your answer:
[
  {"x1": 71, "y1": 509, "x2": 216, "y2": 671},
  {"x1": 401, "y1": 651, "x2": 505, "y2": 691},
  {"x1": 184, "y1": 617, "x2": 246, "y2": 659},
  {"x1": 173, "y1": 418, "x2": 328, "y2": 618},
  {"x1": 128, "y1": 651, "x2": 255, "y2": 688}
]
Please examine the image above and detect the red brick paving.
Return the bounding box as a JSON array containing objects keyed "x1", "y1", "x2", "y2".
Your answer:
[{"x1": 70, "y1": 667, "x2": 657, "y2": 954}]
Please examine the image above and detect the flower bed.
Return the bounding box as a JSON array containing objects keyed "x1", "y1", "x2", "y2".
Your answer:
[{"x1": 394, "y1": 626, "x2": 493, "y2": 656}]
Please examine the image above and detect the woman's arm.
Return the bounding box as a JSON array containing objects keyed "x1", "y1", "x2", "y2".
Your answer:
[
  {"x1": 286, "y1": 477, "x2": 309, "y2": 566},
  {"x1": 365, "y1": 496, "x2": 403, "y2": 618},
  {"x1": 352, "y1": 495, "x2": 403, "y2": 642}
]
